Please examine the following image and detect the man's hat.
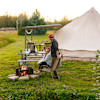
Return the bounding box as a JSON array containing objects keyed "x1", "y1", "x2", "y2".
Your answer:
[{"x1": 48, "y1": 34, "x2": 54, "y2": 38}]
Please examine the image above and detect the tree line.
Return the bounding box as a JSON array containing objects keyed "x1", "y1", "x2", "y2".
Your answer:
[{"x1": 0, "y1": 10, "x2": 76, "y2": 35}]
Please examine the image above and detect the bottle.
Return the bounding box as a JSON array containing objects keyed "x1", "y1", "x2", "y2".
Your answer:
[
  {"x1": 25, "y1": 48, "x2": 27, "y2": 54},
  {"x1": 35, "y1": 46, "x2": 37, "y2": 52}
]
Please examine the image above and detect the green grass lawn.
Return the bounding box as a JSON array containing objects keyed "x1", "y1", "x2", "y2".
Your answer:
[
  {"x1": 0, "y1": 31, "x2": 98, "y2": 100},
  {"x1": 0, "y1": 31, "x2": 16, "y2": 48}
]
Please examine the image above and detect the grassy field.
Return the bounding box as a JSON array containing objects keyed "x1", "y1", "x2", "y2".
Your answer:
[
  {"x1": 0, "y1": 31, "x2": 98, "y2": 100},
  {"x1": 0, "y1": 31, "x2": 16, "y2": 48}
]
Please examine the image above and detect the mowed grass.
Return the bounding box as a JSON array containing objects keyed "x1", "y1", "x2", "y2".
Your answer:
[
  {"x1": 0, "y1": 31, "x2": 97, "y2": 99},
  {"x1": 0, "y1": 31, "x2": 16, "y2": 48}
]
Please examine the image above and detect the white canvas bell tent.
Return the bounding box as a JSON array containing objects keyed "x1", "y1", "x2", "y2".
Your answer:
[{"x1": 55, "y1": 7, "x2": 100, "y2": 59}]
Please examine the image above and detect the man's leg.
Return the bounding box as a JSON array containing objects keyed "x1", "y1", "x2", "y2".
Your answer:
[{"x1": 51, "y1": 57, "x2": 59, "y2": 77}]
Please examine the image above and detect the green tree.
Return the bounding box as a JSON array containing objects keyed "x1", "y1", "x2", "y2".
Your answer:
[
  {"x1": 29, "y1": 9, "x2": 47, "y2": 35},
  {"x1": 18, "y1": 9, "x2": 47, "y2": 35},
  {"x1": 0, "y1": 12, "x2": 17, "y2": 28},
  {"x1": 18, "y1": 12, "x2": 28, "y2": 21},
  {"x1": 1, "y1": 12, "x2": 10, "y2": 28},
  {"x1": 18, "y1": 12, "x2": 29, "y2": 35},
  {"x1": 18, "y1": 18, "x2": 29, "y2": 35},
  {"x1": 59, "y1": 16, "x2": 69, "y2": 26}
]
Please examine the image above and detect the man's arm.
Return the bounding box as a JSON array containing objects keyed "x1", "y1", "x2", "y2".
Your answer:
[{"x1": 56, "y1": 50, "x2": 61, "y2": 59}]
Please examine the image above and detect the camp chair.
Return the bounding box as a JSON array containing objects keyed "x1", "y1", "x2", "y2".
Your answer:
[{"x1": 40, "y1": 54, "x2": 62, "y2": 81}]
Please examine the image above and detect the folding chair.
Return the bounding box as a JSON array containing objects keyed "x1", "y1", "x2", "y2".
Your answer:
[{"x1": 40, "y1": 54, "x2": 62, "y2": 81}]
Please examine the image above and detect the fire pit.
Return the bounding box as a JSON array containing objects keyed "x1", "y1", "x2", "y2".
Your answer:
[
  {"x1": 16, "y1": 65, "x2": 33, "y2": 77},
  {"x1": 8, "y1": 65, "x2": 39, "y2": 81}
]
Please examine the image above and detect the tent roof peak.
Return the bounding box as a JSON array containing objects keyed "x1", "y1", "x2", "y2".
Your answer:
[{"x1": 88, "y1": 7, "x2": 98, "y2": 13}]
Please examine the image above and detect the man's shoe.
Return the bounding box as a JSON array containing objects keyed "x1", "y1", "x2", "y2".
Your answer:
[{"x1": 53, "y1": 76, "x2": 60, "y2": 79}]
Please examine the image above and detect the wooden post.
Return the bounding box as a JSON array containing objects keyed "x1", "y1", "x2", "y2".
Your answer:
[
  {"x1": 16, "y1": 20, "x2": 18, "y2": 30},
  {"x1": 25, "y1": 29, "x2": 27, "y2": 49},
  {"x1": 31, "y1": 29, "x2": 33, "y2": 42},
  {"x1": 53, "y1": 27, "x2": 56, "y2": 34}
]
